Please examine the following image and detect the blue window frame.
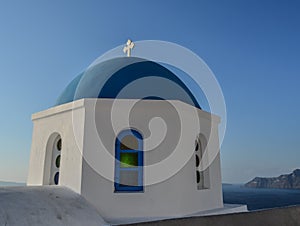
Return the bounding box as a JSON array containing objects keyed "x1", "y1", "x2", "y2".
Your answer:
[{"x1": 114, "y1": 129, "x2": 143, "y2": 192}]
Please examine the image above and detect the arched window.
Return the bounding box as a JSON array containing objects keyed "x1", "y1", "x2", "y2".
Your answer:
[
  {"x1": 114, "y1": 129, "x2": 143, "y2": 192},
  {"x1": 44, "y1": 133, "x2": 62, "y2": 185},
  {"x1": 195, "y1": 134, "x2": 210, "y2": 190}
]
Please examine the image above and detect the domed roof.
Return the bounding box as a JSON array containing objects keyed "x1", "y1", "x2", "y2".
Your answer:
[{"x1": 56, "y1": 57, "x2": 201, "y2": 109}]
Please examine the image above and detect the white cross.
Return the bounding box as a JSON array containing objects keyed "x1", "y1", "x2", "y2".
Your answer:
[{"x1": 123, "y1": 39, "x2": 134, "y2": 57}]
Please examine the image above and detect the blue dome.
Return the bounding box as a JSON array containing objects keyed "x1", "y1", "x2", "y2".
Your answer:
[{"x1": 56, "y1": 57, "x2": 201, "y2": 109}]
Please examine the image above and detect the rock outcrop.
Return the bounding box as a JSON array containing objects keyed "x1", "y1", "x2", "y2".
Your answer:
[{"x1": 245, "y1": 169, "x2": 300, "y2": 189}]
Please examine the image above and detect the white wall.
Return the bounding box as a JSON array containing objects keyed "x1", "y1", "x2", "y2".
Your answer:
[
  {"x1": 27, "y1": 100, "x2": 85, "y2": 193},
  {"x1": 80, "y1": 99, "x2": 223, "y2": 222},
  {"x1": 27, "y1": 98, "x2": 223, "y2": 223}
]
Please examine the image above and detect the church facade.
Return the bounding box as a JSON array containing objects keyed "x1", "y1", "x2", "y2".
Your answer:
[{"x1": 27, "y1": 48, "x2": 243, "y2": 223}]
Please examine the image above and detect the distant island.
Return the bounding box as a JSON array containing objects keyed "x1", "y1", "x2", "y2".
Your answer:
[
  {"x1": 222, "y1": 183, "x2": 233, "y2": 186},
  {"x1": 245, "y1": 169, "x2": 300, "y2": 189}
]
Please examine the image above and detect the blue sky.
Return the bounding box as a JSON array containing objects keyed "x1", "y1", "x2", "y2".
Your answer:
[{"x1": 0, "y1": 0, "x2": 299, "y2": 183}]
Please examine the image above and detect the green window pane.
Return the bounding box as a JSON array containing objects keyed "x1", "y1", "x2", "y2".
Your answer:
[{"x1": 120, "y1": 152, "x2": 138, "y2": 167}]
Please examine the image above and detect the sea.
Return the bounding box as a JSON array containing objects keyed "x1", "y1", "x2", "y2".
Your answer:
[
  {"x1": 0, "y1": 181, "x2": 26, "y2": 187},
  {"x1": 1, "y1": 182, "x2": 300, "y2": 211},
  {"x1": 223, "y1": 184, "x2": 300, "y2": 211}
]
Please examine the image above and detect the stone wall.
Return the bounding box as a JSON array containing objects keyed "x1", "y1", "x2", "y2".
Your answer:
[{"x1": 128, "y1": 206, "x2": 300, "y2": 226}]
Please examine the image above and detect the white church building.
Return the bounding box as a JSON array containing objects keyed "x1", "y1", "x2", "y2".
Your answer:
[{"x1": 26, "y1": 42, "x2": 247, "y2": 225}]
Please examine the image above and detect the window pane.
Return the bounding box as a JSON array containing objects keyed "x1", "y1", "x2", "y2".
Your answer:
[
  {"x1": 120, "y1": 152, "x2": 138, "y2": 167},
  {"x1": 120, "y1": 135, "x2": 138, "y2": 150},
  {"x1": 195, "y1": 154, "x2": 200, "y2": 167},
  {"x1": 119, "y1": 171, "x2": 139, "y2": 187},
  {"x1": 55, "y1": 155, "x2": 61, "y2": 168},
  {"x1": 56, "y1": 139, "x2": 62, "y2": 151},
  {"x1": 195, "y1": 141, "x2": 199, "y2": 151},
  {"x1": 196, "y1": 170, "x2": 200, "y2": 183},
  {"x1": 54, "y1": 172, "x2": 59, "y2": 185}
]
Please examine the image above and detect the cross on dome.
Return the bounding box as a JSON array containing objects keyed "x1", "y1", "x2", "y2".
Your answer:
[{"x1": 123, "y1": 39, "x2": 134, "y2": 57}]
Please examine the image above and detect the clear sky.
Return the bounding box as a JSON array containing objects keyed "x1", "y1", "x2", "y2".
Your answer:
[{"x1": 0, "y1": 0, "x2": 299, "y2": 183}]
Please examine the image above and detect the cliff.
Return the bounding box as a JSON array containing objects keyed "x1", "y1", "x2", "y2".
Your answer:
[{"x1": 245, "y1": 169, "x2": 300, "y2": 189}]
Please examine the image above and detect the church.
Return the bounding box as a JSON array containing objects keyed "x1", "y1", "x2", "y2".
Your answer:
[{"x1": 26, "y1": 40, "x2": 247, "y2": 224}]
